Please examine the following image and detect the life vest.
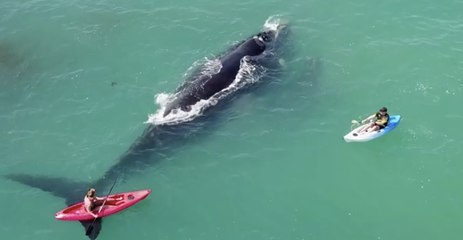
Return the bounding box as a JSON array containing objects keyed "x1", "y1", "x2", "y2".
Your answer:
[{"x1": 375, "y1": 112, "x2": 389, "y2": 126}]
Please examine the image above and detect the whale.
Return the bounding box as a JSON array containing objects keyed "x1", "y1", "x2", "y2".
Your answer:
[
  {"x1": 163, "y1": 29, "x2": 275, "y2": 117},
  {"x1": 5, "y1": 21, "x2": 289, "y2": 239}
]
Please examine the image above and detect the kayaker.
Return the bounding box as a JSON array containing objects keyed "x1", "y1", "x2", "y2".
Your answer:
[
  {"x1": 362, "y1": 107, "x2": 389, "y2": 132},
  {"x1": 84, "y1": 188, "x2": 122, "y2": 218},
  {"x1": 84, "y1": 188, "x2": 105, "y2": 218}
]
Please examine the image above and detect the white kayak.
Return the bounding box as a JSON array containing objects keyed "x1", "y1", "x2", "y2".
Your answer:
[{"x1": 343, "y1": 115, "x2": 401, "y2": 142}]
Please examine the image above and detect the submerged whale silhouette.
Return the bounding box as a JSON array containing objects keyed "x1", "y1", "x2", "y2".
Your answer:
[{"x1": 5, "y1": 21, "x2": 289, "y2": 239}]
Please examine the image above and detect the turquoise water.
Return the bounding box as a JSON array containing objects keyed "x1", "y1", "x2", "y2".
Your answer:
[{"x1": 1, "y1": 0, "x2": 463, "y2": 239}]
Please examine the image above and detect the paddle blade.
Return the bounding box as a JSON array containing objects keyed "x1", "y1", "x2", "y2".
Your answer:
[
  {"x1": 82, "y1": 218, "x2": 102, "y2": 239},
  {"x1": 85, "y1": 225, "x2": 94, "y2": 236}
]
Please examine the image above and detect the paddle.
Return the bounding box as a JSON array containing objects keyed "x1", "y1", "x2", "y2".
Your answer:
[
  {"x1": 85, "y1": 179, "x2": 118, "y2": 236},
  {"x1": 352, "y1": 115, "x2": 374, "y2": 125},
  {"x1": 351, "y1": 118, "x2": 373, "y2": 133}
]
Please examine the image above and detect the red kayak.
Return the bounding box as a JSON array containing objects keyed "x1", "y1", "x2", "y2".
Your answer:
[{"x1": 55, "y1": 189, "x2": 151, "y2": 221}]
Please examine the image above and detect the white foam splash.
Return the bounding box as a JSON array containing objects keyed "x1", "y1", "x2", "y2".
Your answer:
[
  {"x1": 202, "y1": 57, "x2": 222, "y2": 76},
  {"x1": 146, "y1": 57, "x2": 260, "y2": 126},
  {"x1": 264, "y1": 15, "x2": 288, "y2": 32},
  {"x1": 146, "y1": 92, "x2": 212, "y2": 125}
]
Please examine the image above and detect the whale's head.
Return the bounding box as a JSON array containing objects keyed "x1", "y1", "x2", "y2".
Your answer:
[
  {"x1": 256, "y1": 31, "x2": 273, "y2": 43},
  {"x1": 261, "y1": 21, "x2": 288, "y2": 48},
  {"x1": 246, "y1": 20, "x2": 289, "y2": 70},
  {"x1": 253, "y1": 30, "x2": 278, "y2": 48}
]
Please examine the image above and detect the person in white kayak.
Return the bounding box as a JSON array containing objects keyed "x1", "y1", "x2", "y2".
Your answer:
[
  {"x1": 362, "y1": 107, "x2": 389, "y2": 132},
  {"x1": 84, "y1": 188, "x2": 122, "y2": 218}
]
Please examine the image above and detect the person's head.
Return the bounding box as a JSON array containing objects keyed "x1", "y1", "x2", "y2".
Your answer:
[
  {"x1": 379, "y1": 107, "x2": 388, "y2": 115},
  {"x1": 86, "y1": 188, "x2": 96, "y2": 198}
]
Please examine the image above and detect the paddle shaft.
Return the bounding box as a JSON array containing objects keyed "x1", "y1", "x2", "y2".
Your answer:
[{"x1": 85, "y1": 178, "x2": 118, "y2": 236}]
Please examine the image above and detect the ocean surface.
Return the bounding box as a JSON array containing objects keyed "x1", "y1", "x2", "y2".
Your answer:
[{"x1": 1, "y1": 0, "x2": 463, "y2": 239}]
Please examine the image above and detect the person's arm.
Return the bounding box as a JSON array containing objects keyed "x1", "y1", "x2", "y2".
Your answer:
[
  {"x1": 376, "y1": 116, "x2": 387, "y2": 127},
  {"x1": 85, "y1": 203, "x2": 99, "y2": 218}
]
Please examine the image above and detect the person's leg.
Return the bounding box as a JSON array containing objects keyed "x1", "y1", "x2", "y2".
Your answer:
[
  {"x1": 364, "y1": 123, "x2": 375, "y2": 132},
  {"x1": 93, "y1": 199, "x2": 105, "y2": 207},
  {"x1": 105, "y1": 198, "x2": 123, "y2": 205},
  {"x1": 96, "y1": 196, "x2": 124, "y2": 206},
  {"x1": 91, "y1": 199, "x2": 115, "y2": 211},
  {"x1": 111, "y1": 194, "x2": 124, "y2": 201},
  {"x1": 90, "y1": 200, "x2": 103, "y2": 211},
  {"x1": 366, "y1": 124, "x2": 379, "y2": 132}
]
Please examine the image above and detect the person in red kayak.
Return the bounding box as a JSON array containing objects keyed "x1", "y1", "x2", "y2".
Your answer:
[
  {"x1": 362, "y1": 107, "x2": 389, "y2": 132},
  {"x1": 84, "y1": 188, "x2": 122, "y2": 218}
]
